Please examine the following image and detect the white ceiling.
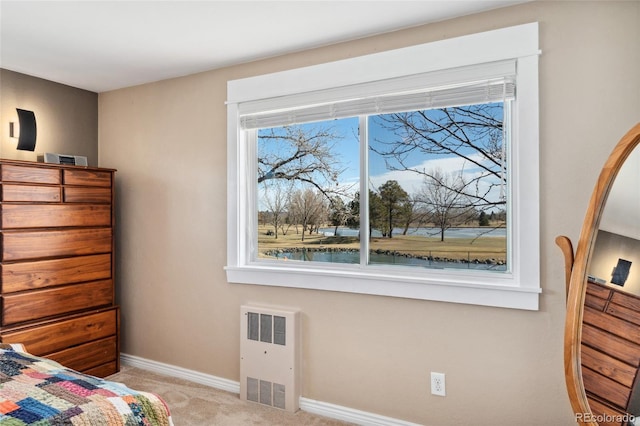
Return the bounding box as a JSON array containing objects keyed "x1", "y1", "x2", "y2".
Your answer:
[{"x1": 0, "y1": 1, "x2": 528, "y2": 93}]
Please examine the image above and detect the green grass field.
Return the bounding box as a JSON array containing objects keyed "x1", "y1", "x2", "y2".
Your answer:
[{"x1": 258, "y1": 225, "x2": 506, "y2": 261}]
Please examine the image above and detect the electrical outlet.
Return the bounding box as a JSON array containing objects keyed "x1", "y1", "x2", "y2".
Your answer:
[{"x1": 431, "y1": 372, "x2": 446, "y2": 396}]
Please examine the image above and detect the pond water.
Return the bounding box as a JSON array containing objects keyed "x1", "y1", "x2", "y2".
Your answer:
[
  {"x1": 268, "y1": 226, "x2": 507, "y2": 271},
  {"x1": 272, "y1": 249, "x2": 506, "y2": 271}
]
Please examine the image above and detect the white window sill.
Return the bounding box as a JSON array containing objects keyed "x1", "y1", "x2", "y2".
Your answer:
[{"x1": 225, "y1": 265, "x2": 540, "y2": 310}]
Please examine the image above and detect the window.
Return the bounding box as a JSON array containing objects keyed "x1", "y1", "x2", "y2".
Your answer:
[{"x1": 226, "y1": 23, "x2": 540, "y2": 310}]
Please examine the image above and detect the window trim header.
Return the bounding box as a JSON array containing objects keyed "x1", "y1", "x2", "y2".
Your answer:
[{"x1": 237, "y1": 60, "x2": 516, "y2": 129}]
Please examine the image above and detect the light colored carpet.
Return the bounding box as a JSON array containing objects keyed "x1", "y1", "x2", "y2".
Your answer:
[{"x1": 107, "y1": 365, "x2": 352, "y2": 425}]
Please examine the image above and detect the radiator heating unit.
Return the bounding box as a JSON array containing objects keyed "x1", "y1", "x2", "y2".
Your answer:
[{"x1": 240, "y1": 305, "x2": 300, "y2": 412}]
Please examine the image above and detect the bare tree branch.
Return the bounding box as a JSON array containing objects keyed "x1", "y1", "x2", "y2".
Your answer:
[{"x1": 258, "y1": 125, "x2": 350, "y2": 201}]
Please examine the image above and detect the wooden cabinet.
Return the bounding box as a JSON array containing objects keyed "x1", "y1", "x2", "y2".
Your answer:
[
  {"x1": 0, "y1": 160, "x2": 119, "y2": 377},
  {"x1": 582, "y1": 280, "x2": 640, "y2": 425}
]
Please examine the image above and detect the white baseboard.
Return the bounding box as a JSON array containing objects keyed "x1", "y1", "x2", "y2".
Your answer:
[
  {"x1": 299, "y1": 398, "x2": 421, "y2": 426},
  {"x1": 120, "y1": 353, "x2": 419, "y2": 426},
  {"x1": 120, "y1": 353, "x2": 240, "y2": 394}
]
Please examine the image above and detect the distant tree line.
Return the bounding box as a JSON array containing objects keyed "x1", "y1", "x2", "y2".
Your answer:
[{"x1": 259, "y1": 176, "x2": 505, "y2": 242}]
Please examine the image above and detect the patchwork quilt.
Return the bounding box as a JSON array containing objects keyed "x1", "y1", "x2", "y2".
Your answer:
[{"x1": 0, "y1": 344, "x2": 172, "y2": 425}]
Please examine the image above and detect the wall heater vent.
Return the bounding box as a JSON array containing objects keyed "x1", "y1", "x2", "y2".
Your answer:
[{"x1": 240, "y1": 305, "x2": 300, "y2": 412}]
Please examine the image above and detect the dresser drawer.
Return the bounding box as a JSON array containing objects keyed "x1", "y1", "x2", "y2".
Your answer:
[
  {"x1": 0, "y1": 308, "x2": 118, "y2": 355},
  {"x1": 582, "y1": 365, "x2": 631, "y2": 410},
  {"x1": 587, "y1": 281, "x2": 612, "y2": 300},
  {"x1": 582, "y1": 322, "x2": 640, "y2": 367},
  {"x1": 581, "y1": 344, "x2": 636, "y2": 388},
  {"x1": 1, "y1": 228, "x2": 112, "y2": 261},
  {"x1": 1, "y1": 164, "x2": 60, "y2": 184},
  {"x1": 63, "y1": 169, "x2": 111, "y2": 187},
  {"x1": 585, "y1": 293, "x2": 608, "y2": 311},
  {"x1": 1, "y1": 254, "x2": 111, "y2": 293},
  {"x1": 1, "y1": 204, "x2": 111, "y2": 229},
  {"x1": 611, "y1": 291, "x2": 640, "y2": 312},
  {"x1": 63, "y1": 186, "x2": 112, "y2": 203},
  {"x1": 1, "y1": 279, "x2": 113, "y2": 325},
  {"x1": 85, "y1": 361, "x2": 118, "y2": 378},
  {"x1": 607, "y1": 302, "x2": 640, "y2": 327},
  {"x1": 583, "y1": 306, "x2": 640, "y2": 344},
  {"x1": 1, "y1": 184, "x2": 61, "y2": 202},
  {"x1": 46, "y1": 336, "x2": 117, "y2": 374},
  {"x1": 587, "y1": 397, "x2": 628, "y2": 426}
]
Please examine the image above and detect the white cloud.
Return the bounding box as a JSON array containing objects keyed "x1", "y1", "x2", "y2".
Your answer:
[{"x1": 369, "y1": 153, "x2": 505, "y2": 202}]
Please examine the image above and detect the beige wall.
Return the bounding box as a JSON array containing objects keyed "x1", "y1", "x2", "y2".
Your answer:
[
  {"x1": 0, "y1": 69, "x2": 98, "y2": 165},
  {"x1": 98, "y1": 2, "x2": 640, "y2": 425}
]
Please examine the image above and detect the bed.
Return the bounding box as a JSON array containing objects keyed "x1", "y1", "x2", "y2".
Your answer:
[{"x1": 0, "y1": 344, "x2": 172, "y2": 425}]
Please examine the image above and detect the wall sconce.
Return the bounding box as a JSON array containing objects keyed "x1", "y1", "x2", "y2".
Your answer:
[
  {"x1": 10, "y1": 108, "x2": 37, "y2": 151},
  {"x1": 611, "y1": 258, "x2": 632, "y2": 286}
]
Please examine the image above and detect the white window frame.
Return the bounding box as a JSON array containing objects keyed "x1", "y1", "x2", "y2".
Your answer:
[{"x1": 226, "y1": 23, "x2": 540, "y2": 310}]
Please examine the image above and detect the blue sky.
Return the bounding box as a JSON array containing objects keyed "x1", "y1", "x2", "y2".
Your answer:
[
  {"x1": 258, "y1": 104, "x2": 506, "y2": 206},
  {"x1": 315, "y1": 114, "x2": 503, "y2": 200}
]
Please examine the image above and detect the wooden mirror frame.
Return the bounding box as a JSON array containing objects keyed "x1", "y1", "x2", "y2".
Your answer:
[{"x1": 561, "y1": 122, "x2": 640, "y2": 426}]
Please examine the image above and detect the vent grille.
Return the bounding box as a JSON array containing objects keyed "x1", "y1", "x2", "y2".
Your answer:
[
  {"x1": 240, "y1": 306, "x2": 299, "y2": 412},
  {"x1": 247, "y1": 312, "x2": 287, "y2": 345},
  {"x1": 259, "y1": 379, "x2": 271, "y2": 405},
  {"x1": 274, "y1": 316, "x2": 286, "y2": 345},
  {"x1": 273, "y1": 382, "x2": 286, "y2": 409},
  {"x1": 246, "y1": 376, "x2": 287, "y2": 409}
]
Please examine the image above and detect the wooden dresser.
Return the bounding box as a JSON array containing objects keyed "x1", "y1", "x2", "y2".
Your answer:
[
  {"x1": 0, "y1": 159, "x2": 119, "y2": 377},
  {"x1": 582, "y1": 280, "x2": 640, "y2": 425}
]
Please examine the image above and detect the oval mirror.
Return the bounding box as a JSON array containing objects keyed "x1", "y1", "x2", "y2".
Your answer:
[{"x1": 562, "y1": 122, "x2": 640, "y2": 426}]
